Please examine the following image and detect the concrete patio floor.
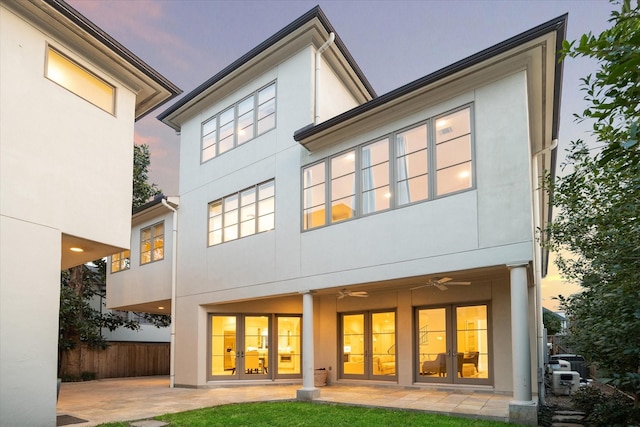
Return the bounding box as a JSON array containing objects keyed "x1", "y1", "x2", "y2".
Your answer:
[{"x1": 56, "y1": 376, "x2": 511, "y2": 426}]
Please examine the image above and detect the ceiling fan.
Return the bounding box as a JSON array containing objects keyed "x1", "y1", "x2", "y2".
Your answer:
[
  {"x1": 337, "y1": 289, "x2": 369, "y2": 299},
  {"x1": 410, "y1": 277, "x2": 471, "y2": 291}
]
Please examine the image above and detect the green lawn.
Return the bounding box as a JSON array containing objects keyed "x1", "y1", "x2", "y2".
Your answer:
[{"x1": 98, "y1": 401, "x2": 508, "y2": 426}]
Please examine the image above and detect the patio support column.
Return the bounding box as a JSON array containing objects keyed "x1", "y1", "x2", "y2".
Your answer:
[
  {"x1": 508, "y1": 263, "x2": 537, "y2": 425},
  {"x1": 297, "y1": 291, "x2": 319, "y2": 401}
]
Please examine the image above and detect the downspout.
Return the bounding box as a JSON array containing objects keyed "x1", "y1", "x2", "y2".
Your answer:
[
  {"x1": 532, "y1": 138, "x2": 558, "y2": 405},
  {"x1": 314, "y1": 32, "x2": 335, "y2": 125},
  {"x1": 161, "y1": 198, "x2": 178, "y2": 388}
]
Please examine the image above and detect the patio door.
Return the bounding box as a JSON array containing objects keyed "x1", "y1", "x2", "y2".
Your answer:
[
  {"x1": 340, "y1": 311, "x2": 396, "y2": 380},
  {"x1": 415, "y1": 304, "x2": 490, "y2": 385},
  {"x1": 209, "y1": 315, "x2": 271, "y2": 380}
]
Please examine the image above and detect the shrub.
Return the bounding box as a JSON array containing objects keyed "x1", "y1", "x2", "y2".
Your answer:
[
  {"x1": 572, "y1": 386, "x2": 640, "y2": 427},
  {"x1": 80, "y1": 371, "x2": 96, "y2": 381}
]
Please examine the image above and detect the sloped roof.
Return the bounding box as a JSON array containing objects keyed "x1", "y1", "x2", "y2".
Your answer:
[{"x1": 157, "y1": 5, "x2": 375, "y2": 125}]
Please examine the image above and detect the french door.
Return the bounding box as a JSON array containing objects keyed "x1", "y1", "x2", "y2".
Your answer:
[
  {"x1": 209, "y1": 314, "x2": 301, "y2": 380},
  {"x1": 415, "y1": 304, "x2": 490, "y2": 385},
  {"x1": 340, "y1": 311, "x2": 396, "y2": 380}
]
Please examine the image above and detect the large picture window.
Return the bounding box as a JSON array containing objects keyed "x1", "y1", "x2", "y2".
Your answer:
[
  {"x1": 140, "y1": 222, "x2": 164, "y2": 264},
  {"x1": 201, "y1": 82, "x2": 276, "y2": 162},
  {"x1": 208, "y1": 180, "x2": 275, "y2": 246},
  {"x1": 302, "y1": 106, "x2": 473, "y2": 230}
]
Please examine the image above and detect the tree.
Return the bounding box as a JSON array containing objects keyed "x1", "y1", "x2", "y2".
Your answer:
[
  {"x1": 133, "y1": 144, "x2": 162, "y2": 208},
  {"x1": 543, "y1": 309, "x2": 563, "y2": 336},
  {"x1": 59, "y1": 144, "x2": 169, "y2": 378},
  {"x1": 546, "y1": 0, "x2": 640, "y2": 408}
]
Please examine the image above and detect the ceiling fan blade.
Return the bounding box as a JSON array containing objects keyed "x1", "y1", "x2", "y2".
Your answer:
[
  {"x1": 446, "y1": 281, "x2": 471, "y2": 286},
  {"x1": 350, "y1": 291, "x2": 368, "y2": 296},
  {"x1": 409, "y1": 284, "x2": 428, "y2": 290},
  {"x1": 435, "y1": 284, "x2": 449, "y2": 291},
  {"x1": 352, "y1": 293, "x2": 368, "y2": 297},
  {"x1": 436, "y1": 277, "x2": 453, "y2": 284},
  {"x1": 337, "y1": 294, "x2": 345, "y2": 299}
]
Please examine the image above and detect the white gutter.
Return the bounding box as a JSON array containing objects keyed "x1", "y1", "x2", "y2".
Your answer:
[
  {"x1": 161, "y1": 198, "x2": 178, "y2": 388},
  {"x1": 314, "y1": 32, "x2": 335, "y2": 125},
  {"x1": 532, "y1": 138, "x2": 558, "y2": 404}
]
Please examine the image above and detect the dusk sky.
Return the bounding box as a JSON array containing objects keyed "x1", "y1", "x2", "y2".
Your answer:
[{"x1": 67, "y1": 0, "x2": 614, "y2": 309}]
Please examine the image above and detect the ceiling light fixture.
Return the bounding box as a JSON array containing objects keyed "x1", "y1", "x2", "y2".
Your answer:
[{"x1": 70, "y1": 247, "x2": 84, "y2": 252}]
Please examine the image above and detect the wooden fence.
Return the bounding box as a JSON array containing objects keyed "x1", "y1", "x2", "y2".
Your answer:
[{"x1": 60, "y1": 342, "x2": 170, "y2": 380}]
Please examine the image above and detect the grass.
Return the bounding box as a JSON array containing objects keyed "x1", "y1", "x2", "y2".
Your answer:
[{"x1": 97, "y1": 401, "x2": 508, "y2": 426}]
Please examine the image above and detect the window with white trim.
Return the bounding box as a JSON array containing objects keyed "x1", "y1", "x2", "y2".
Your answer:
[
  {"x1": 201, "y1": 82, "x2": 276, "y2": 162},
  {"x1": 302, "y1": 105, "x2": 473, "y2": 230},
  {"x1": 208, "y1": 180, "x2": 275, "y2": 246},
  {"x1": 141, "y1": 222, "x2": 164, "y2": 264}
]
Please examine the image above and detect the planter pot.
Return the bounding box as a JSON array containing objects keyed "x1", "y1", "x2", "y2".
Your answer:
[{"x1": 314, "y1": 369, "x2": 327, "y2": 387}]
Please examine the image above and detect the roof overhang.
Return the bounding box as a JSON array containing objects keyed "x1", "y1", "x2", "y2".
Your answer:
[
  {"x1": 3, "y1": 0, "x2": 181, "y2": 120},
  {"x1": 157, "y1": 6, "x2": 375, "y2": 131}
]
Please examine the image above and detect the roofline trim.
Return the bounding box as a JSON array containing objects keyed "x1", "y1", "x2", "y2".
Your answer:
[
  {"x1": 43, "y1": 0, "x2": 181, "y2": 119},
  {"x1": 294, "y1": 13, "x2": 568, "y2": 142},
  {"x1": 156, "y1": 5, "x2": 375, "y2": 124}
]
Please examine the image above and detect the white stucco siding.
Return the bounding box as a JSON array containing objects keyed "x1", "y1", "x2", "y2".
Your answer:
[
  {"x1": 0, "y1": 7, "x2": 135, "y2": 250},
  {"x1": 316, "y1": 53, "x2": 359, "y2": 124},
  {"x1": 0, "y1": 216, "x2": 61, "y2": 426},
  {"x1": 107, "y1": 211, "x2": 175, "y2": 309},
  {"x1": 475, "y1": 71, "x2": 534, "y2": 258}
]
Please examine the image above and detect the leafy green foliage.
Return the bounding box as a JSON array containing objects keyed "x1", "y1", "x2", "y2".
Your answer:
[
  {"x1": 571, "y1": 386, "x2": 639, "y2": 426},
  {"x1": 560, "y1": 0, "x2": 640, "y2": 169},
  {"x1": 132, "y1": 144, "x2": 162, "y2": 209},
  {"x1": 543, "y1": 309, "x2": 563, "y2": 335},
  {"x1": 546, "y1": 0, "x2": 640, "y2": 407}
]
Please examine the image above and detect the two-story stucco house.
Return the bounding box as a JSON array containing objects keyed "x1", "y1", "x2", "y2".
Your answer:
[
  {"x1": 0, "y1": 0, "x2": 180, "y2": 425},
  {"x1": 107, "y1": 6, "x2": 565, "y2": 425}
]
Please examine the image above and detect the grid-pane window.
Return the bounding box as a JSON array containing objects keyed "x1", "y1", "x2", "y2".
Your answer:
[
  {"x1": 302, "y1": 105, "x2": 473, "y2": 230},
  {"x1": 141, "y1": 222, "x2": 164, "y2": 265},
  {"x1": 201, "y1": 82, "x2": 276, "y2": 162},
  {"x1": 111, "y1": 250, "x2": 130, "y2": 273},
  {"x1": 303, "y1": 162, "x2": 326, "y2": 229},
  {"x1": 208, "y1": 180, "x2": 275, "y2": 246},
  {"x1": 435, "y1": 108, "x2": 472, "y2": 196},
  {"x1": 362, "y1": 139, "x2": 390, "y2": 215},
  {"x1": 331, "y1": 151, "x2": 356, "y2": 223},
  {"x1": 396, "y1": 124, "x2": 429, "y2": 206}
]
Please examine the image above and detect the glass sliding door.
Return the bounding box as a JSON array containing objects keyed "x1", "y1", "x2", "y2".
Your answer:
[
  {"x1": 416, "y1": 304, "x2": 490, "y2": 385},
  {"x1": 341, "y1": 311, "x2": 396, "y2": 380},
  {"x1": 210, "y1": 315, "x2": 237, "y2": 377}
]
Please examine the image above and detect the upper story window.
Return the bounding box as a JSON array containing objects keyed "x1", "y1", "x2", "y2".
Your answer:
[
  {"x1": 208, "y1": 180, "x2": 275, "y2": 246},
  {"x1": 303, "y1": 105, "x2": 473, "y2": 230},
  {"x1": 111, "y1": 250, "x2": 130, "y2": 273},
  {"x1": 141, "y1": 222, "x2": 164, "y2": 264},
  {"x1": 202, "y1": 82, "x2": 276, "y2": 162},
  {"x1": 45, "y1": 46, "x2": 115, "y2": 114}
]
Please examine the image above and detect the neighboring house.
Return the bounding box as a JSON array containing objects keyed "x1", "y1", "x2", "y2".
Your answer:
[
  {"x1": 107, "y1": 7, "x2": 565, "y2": 425},
  {"x1": 0, "y1": 0, "x2": 180, "y2": 425}
]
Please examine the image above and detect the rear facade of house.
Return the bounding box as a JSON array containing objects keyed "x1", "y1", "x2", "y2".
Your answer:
[{"x1": 108, "y1": 7, "x2": 566, "y2": 424}]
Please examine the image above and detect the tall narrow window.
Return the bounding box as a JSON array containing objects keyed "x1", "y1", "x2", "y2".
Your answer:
[
  {"x1": 208, "y1": 180, "x2": 275, "y2": 246},
  {"x1": 303, "y1": 162, "x2": 326, "y2": 229},
  {"x1": 361, "y1": 139, "x2": 390, "y2": 215},
  {"x1": 257, "y1": 83, "x2": 276, "y2": 134},
  {"x1": 45, "y1": 46, "x2": 115, "y2": 114},
  {"x1": 435, "y1": 108, "x2": 472, "y2": 196},
  {"x1": 111, "y1": 250, "x2": 130, "y2": 273},
  {"x1": 331, "y1": 151, "x2": 356, "y2": 223},
  {"x1": 237, "y1": 96, "x2": 255, "y2": 145},
  {"x1": 140, "y1": 222, "x2": 164, "y2": 264},
  {"x1": 396, "y1": 124, "x2": 428, "y2": 206}
]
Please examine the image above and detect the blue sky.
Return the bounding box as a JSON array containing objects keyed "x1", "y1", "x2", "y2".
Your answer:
[{"x1": 68, "y1": 0, "x2": 612, "y2": 308}]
